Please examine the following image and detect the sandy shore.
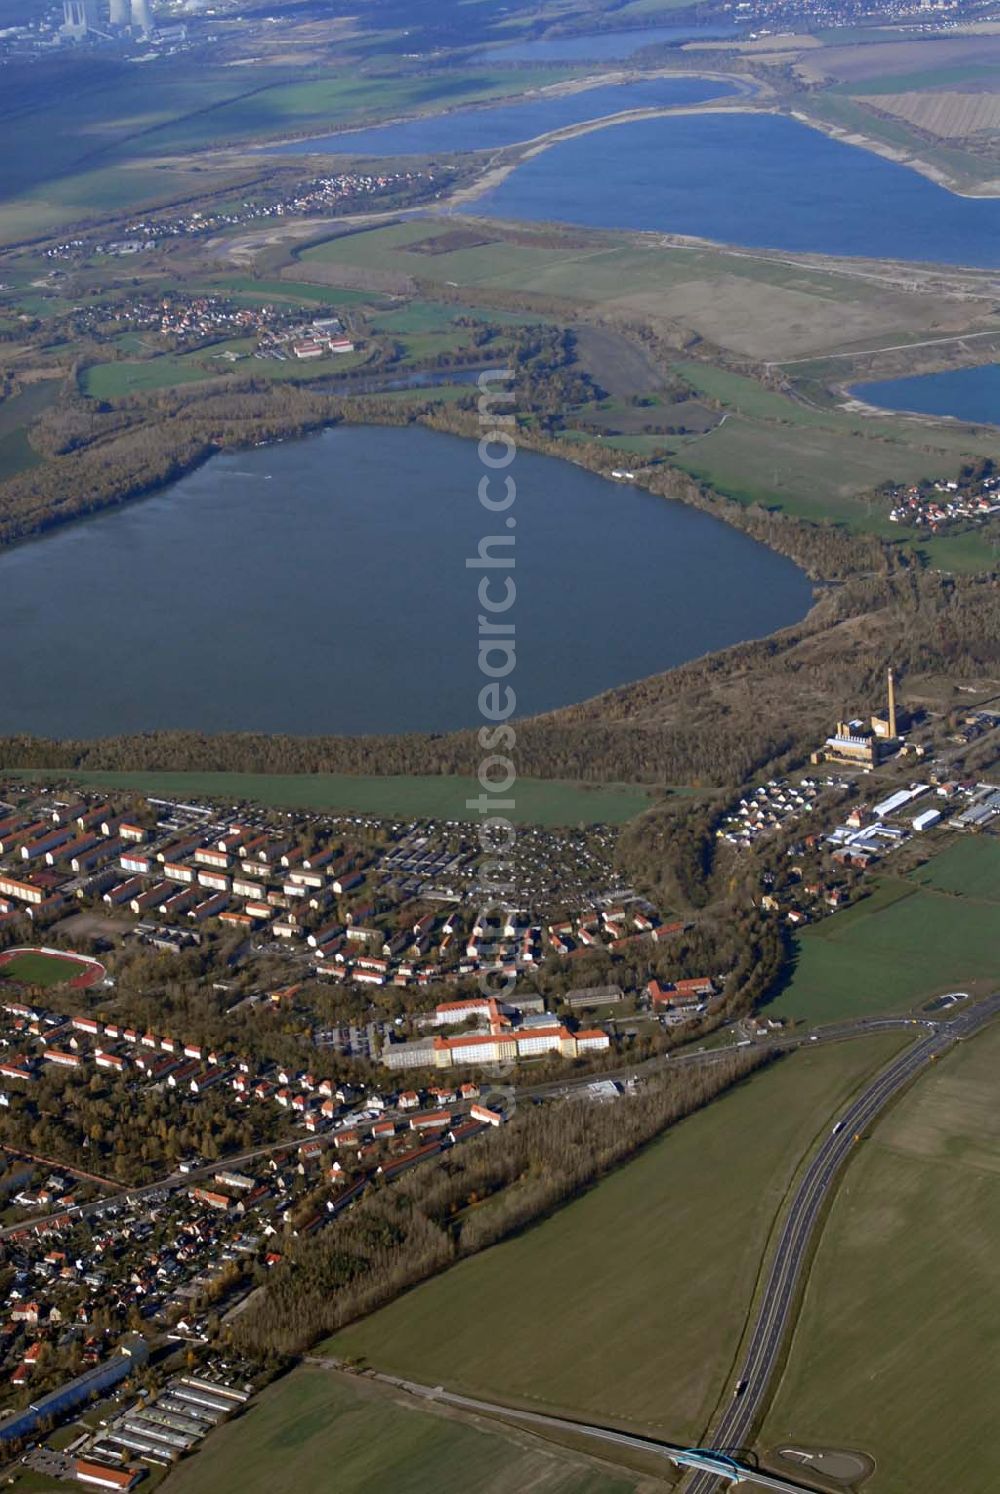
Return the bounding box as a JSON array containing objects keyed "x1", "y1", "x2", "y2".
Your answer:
[
  {"x1": 243, "y1": 65, "x2": 754, "y2": 154},
  {"x1": 445, "y1": 100, "x2": 762, "y2": 207},
  {"x1": 446, "y1": 96, "x2": 1000, "y2": 210}
]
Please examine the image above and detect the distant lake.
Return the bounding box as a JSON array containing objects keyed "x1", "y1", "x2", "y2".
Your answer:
[
  {"x1": 2, "y1": 425, "x2": 812, "y2": 738},
  {"x1": 851, "y1": 364, "x2": 1000, "y2": 426},
  {"x1": 474, "y1": 111, "x2": 1000, "y2": 268},
  {"x1": 479, "y1": 23, "x2": 741, "y2": 63},
  {"x1": 261, "y1": 76, "x2": 738, "y2": 157}
]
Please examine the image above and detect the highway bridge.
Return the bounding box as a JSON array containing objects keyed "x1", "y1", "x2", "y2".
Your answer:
[{"x1": 671, "y1": 1449, "x2": 816, "y2": 1490}]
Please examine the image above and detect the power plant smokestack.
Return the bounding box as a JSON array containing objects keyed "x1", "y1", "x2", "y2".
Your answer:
[
  {"x1": 887, "y1": 666, "x2": 897, "y2": 740},
  {"x1": 130, "y1": 0, "x2": 152, "y2": 32},
  {"x1": 109, "y1": 0, "x2": 129, "y2": 25}
]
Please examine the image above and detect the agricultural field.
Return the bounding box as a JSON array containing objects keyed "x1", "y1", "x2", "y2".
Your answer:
[
  {"x1": 907, "y1": 833, "x2": 1000, "y2": 901},
  {"x1": 865, "y1": 91, "x2": 1000, "y2": 142},
  {"x1": 0, "y1": 54, "x2": 574, "y2": 241},
  {"x1": 655, "y1": 413, "x2": 985, "y2": 530},
  {"x1": 0, "y1": 158, "x2": 266, "y2": 246},
  {"x1": 159, "y1": 1367, "x2": 646, "y2": 1494},
  {"x1": 635, "y1": 363, "x2": 999, "y2": 566},
  {"x1": 762, "y1": 1017, "x2": 1000, "y2": 1494},
  {"x1": 795, "y1": 33, "x2": 1000, "y2": 90},
  {"x1": 8, "y1": 770, "x2": 655, "y2": 827},
  {"x1": 146, "y1": 65, "x2": 572, "y2": 156},
  {"x1": 766, "y1": 874, "x2": 1000, "y2": 1027},
  {"x1": 364, "y1": 300, "x2": 540, "y2": 363},
  {"x1": 293, "y1": 216, "x2": 1000, "y2": 362},
  {"x1": 326, "y1": 1036, "x2": 907, "y2": 1442}
]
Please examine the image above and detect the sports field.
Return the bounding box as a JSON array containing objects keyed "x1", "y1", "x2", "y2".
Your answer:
[
  {"x1": 9, "y1": 771, "x2": 654, "y2": 827},
  {"x1": 159, "y1": 1366, "x2": 643, "y2": 1494},
  {"x1": 206, "y1": 277, "x2": 373, "y2": 309},
  {"x1": 326, "y1": 1036, "x2": 906, "y2": 1441},
  {"x1": 762, "y1": 1017, "x2": 1000, "y2": 1494},
  {"x1": 765, "y1": 875, "x2": 1000, "y2": 1026},
  {"x1": 0, "y1": 948, "x2": 101, "y2": 989},
  {"x1": 81, "y1": 340, "x2": 368, "y2": 398}
]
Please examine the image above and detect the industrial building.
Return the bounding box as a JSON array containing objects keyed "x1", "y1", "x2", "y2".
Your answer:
[
  {"x1": 74, "y1": 1460, "x2": 142, "y2": 1492},
  {"x1": 953, "y1": 784, "x2": 1000, "y2": 830},
  {"x1": 815, "y1": 667, "x2": 907, "y2": 767},
  {"x1": 0, "y1": 1337, "x2": 149, "y2": 1448},
  {"x1": 871, "y1": 665, "x2": 908, "y2": 739}
]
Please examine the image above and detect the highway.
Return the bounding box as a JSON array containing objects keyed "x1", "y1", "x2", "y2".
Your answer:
[{"x1": 681, "y1": 991, "x2": 1000, "y2": 1493}]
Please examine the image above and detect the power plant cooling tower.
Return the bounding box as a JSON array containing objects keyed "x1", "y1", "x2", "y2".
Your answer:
[
  {"x1": 109, "y1": 0, "x2": 129, "y2": 25},
  {"x1": 130, "y1": 0, "x2": 152, "y2": 32},
  {"x1": 62, "y1": 0, "x2": 101, "y2": 37}
]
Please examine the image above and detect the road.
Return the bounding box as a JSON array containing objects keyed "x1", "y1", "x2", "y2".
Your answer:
[
  {"x1": 306, "y1": 1359, "x2": 820, "y2": 1494},
  {"x1": 0, "y1": 1129, "x2": 323, "y2": 1241},
  {"x1": 681, "y1": 991, "x2": 1000, "y2": 1493},
  {"x1": 515, "y1": 1013, "x2": 925, "y2": 1101},
  {"x1": 0, "y1": 1011, "x2": 933, "y2": 1242},
  {"x1": 770, "y1": 326, "x2": 1000, "y2": 369}
]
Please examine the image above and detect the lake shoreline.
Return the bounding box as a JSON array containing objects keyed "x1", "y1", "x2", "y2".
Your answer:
[
  {"x1": 245, "y1": 66, "x2": 752, "y2": 155},
  {"x1": 242, "y1": 62, "x2": 999, "y2": 205},
  {"x1": 447, "y1": 101, "x2": 1000, "y2": 217},
  {"x1": 786, "y1": 107, "x2": 1000, "y2": 202},
  {"x1": 843, "y1": 364, "x2": 1000, "y2": 429}
]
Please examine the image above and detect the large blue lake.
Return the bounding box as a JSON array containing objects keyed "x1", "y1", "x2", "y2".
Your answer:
[
  {"x1": 263, "y1": 76, "x2": 737, "y2": 157},
  {"x1": 475, "y1": 111, "x2": 1000, "y2": 267},
  {"x1": 480, "y1": 23, "x2": 741, "y2": 63},
  {"x1": 1, "y1": 425, "x2": 812, "y2": 738},
  {"x1": 851, "y1": 364, "x2": 1000, "y2": 426}
]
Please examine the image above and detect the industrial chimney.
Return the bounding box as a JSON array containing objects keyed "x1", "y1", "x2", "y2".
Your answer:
[{"x1": 887, "y1": 666, "x2": 898, "y2": 740}]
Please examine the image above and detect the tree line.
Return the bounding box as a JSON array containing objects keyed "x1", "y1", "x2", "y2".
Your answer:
[{"x1": 234, "y1": 1046, "x2": 775, "y2": 1356}]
